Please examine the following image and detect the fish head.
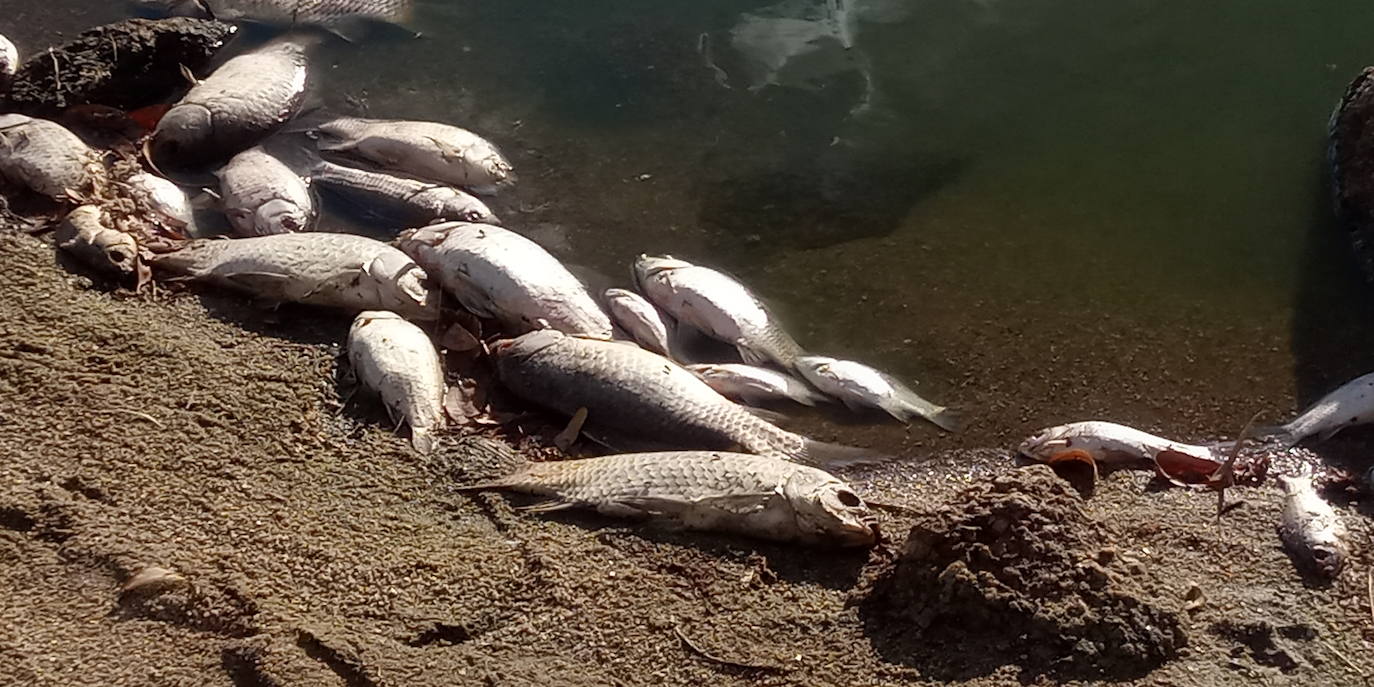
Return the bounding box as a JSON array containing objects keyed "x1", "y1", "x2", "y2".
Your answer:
[
  {"x1": 632, "y1": 254, "x2": 691, "y2": 289},
  {"x1": 255, "y1": 199, "x2": 312, "y2": 235},
  {"x1": 1016, "y1": 424, "x2": 1079, "y2": 462},
  {"x1": 794, "y1": 355, "x2": 841, "y2": 387},
  {"x1": 151, "y1": 104, "x2": 214, "y2": 163},
  {"x1": 785, "y1": 471, "x2": 878, "y2": 547},
  {"x1": 443, "y1": 197, "x2": 499, "y2": 225},
  {"x1": 350, "y1": 310, "x2": 401, "y2": 335},
  {"x1": 363, "y1": 253, "x2": 440, "y2": 319}
]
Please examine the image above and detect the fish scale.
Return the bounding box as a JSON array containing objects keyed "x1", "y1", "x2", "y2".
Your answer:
[
  {"x1": 312, "y1": 160, "x2": 498, "y2": 225},
  {"x1": 315, "y1": 116, "x2": 513, "y2": 193},
  {"x1": 348, "y1": 310, "x2": 446, "y2": 454},
  {"x1": 218, "y1": 147, "x2": 315, "y2": 236},
  {"x1": 203, "y1": 0, "x2": 414, "y2": 26},
  {"x1": 468, "y1": 451, "x2": 878, "y2": 546},
  {"x1": 0, "y1": 115, "x2": 98, "y2": 199}
]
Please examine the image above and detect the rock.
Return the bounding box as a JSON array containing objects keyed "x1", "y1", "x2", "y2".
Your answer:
[{"x1": 1330, "y1": 67, "x2": 1374, "y2": 283}]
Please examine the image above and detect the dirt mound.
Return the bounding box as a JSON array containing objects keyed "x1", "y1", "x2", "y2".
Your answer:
[{"x1": 862, "y1": 465, "x2": 1187, "y2": 680}]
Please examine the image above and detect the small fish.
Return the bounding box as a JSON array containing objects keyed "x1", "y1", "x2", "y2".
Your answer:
[
  {"x1": 311, "y1": 159, "x2": 498, "y2": 225},
  {"x1": 796, "y1": 355, "x2": 959, "y2": 431},
  {"x1": 313, "y1": 116, "x2": 513, "y2": 193},
  {"x1": 0, "y1": 114, "x2": 99, "y2": 199},
  {"x1": 217, "y1": 147, "x2": 316, "y2": 236},
  {"x1": 127, "y1": 172, "x2": 197, "y2": 232},
  {"x1": 1261, "y1": 372, "x2": 1374, "y2": 446},
  {"x1": 135, "y1": 0, "x2": 414, "y2": 38},
  {"x1": 634, "y1": 255, "x2": 806, "y2": 369},
  {"x1": 604, "y1": 287, "x2": 673, "y2": 357},
  {"x1": 55, "y1": 206, "x2": 138, "y2": 277},
  {"x1": 151, "y1": 233, "x2": 438, "y2": 319},
  {"x1": 1019, "y1": 421, "x2": 1218, "y2": 467},
  {"x1": 491, "y1": 330, "x2": 879, "y2": 467},
  {"x1": 151, "y1": 35, "x2": 311, "y2": 164},
  {"x1": 397, "y1": 222, "x2": 612, "y2": 338},
  {"x1": 688, "y1": 363, "x2": 827, "y2": 407},
  {"x1": 461, "y1": 451, "x2": 879, "y2": 546},
  {"x1": 1277, "y1": 474, "x2": 1346, "y2": 580},
  {"x1": 347, "y1": 310, "x2": 446, "y2": 454}
]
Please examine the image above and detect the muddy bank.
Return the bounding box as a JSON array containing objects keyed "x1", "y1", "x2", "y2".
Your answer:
[{"x1": 0, "y1": 226, "x2": 1369, "y2": 686}]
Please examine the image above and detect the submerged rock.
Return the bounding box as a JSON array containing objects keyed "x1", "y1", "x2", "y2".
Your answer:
[{"x1": 3, "y1": 18, "x2": 237, "y2": 117}]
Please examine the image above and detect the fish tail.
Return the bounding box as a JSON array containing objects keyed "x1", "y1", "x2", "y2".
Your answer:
[
  {"x1": 409, "y1": 427, "x2": 436, "y2": 455},
  {"x1": 885, "y1": 396, "x2": 963, "y2": 433},
  {"x1": 1254, "y1": 422, "x2": 1300, "y2": 448},
  {"x1": 791, "y1": 438, "x2": 893, "y2": 468}
]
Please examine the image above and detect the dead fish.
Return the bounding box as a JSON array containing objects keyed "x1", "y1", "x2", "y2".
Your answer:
[
  {"x1": 1260, "y1": 372, "x2": 1374, "y2": 446},
  {"x1": 0, "y1": 114, "x2": 99, "y2": 199},
  {"x1": 0, "y1": 32, "x2": 16, "y2": 80},
  {"x1": 217, "y1": 147, "x2": 315, "y2": 236},
  {"x1": 604, "y1": 287, "x2": 673, "y2": 356},
  {"x1": 491, "y1": 330, "x2": 879, "y2": 467},
  {"x1": 55, "y1": 206, "x2": 138, "y2": 277},
  {"x1": 311, "y1": 159, "x2": 498, "y2": 225},
  {"x1": 796, "y1": 355, "x2": 959, "y2": 431},
  {"x1": 397, "y1": 222, "x2": 612, "y2": 338},
  {"x1": 136, "y1": 0, "x2": 414, "y2": 38},
  {"x1": 128, "y1": 172, "x2": 197, "y2": 232},
  {"x1": 151, "y1": 35, "x2": 310, "y2": 164},
  {"x1": 151, "y1": 232, "x2": 438, "y2": 319},
  {"x1": 461, "y1": 451, "x2": 878, "y2": 546},
  {"x1": 1019, "y1": 421, "x2": 1219, "y2": 468},
  {"x1": 1277, "y1": 474, "x2": 1346, "y2": 579},
  {"x1": 313, "y1": 116, "x2": 513, "y2": 194},
  {"x1": 688, "y1": 363, "x2": 827, "y2": 407},
  {"x1": 347, "y1": 310, "x2": 446, "y2": 453},
  {"x1": 634, "y1": 255, "x2": 805, "y2": 369}
]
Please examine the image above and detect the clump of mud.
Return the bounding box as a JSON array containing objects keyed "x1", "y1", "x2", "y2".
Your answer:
[
  {"x1": 864, "y1": 465, "x2": 1186, "y2": 679},
  {"x1": 1330, "y1": 67, "x2": 1374, "y2": 283}
]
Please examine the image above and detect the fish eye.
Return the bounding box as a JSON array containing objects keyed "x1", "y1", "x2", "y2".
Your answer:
[
  {"x1": 835, "y1": 490, "x2": 862, "y2": 507},
  {"x1": 107, "y1": 247, "x2": 132, "y2": 265}
]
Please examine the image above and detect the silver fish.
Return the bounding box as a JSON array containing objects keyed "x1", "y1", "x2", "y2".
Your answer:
[
  {"x1": 397, "y1": 223, "x2": 612, "y2": 338},
  {"x1": 312, "y1": 160, "x2": 498, "y2": 225},
  {"x1": 151, "y1": 35, "x2": 310, "y2": 163},
  {"x1": 492, "y1": 330, "x2": 878, "y2": 467},
  {"x1": 1277, "y1": 474, "x2": 1346, "y2": 579},
  {"x1": 137, "y1": 0, "x2": 413, "y2": 36},
  {"x1": 127, "y1": 172, "x2": 198, "y2": 233},
  {"x1": 688, "y1": 363, "x2": 827, "y2": 407},
  {"x1": 217, "y1": 147, "x2": 315, "y2": 236},
  {"x1": 314, "y1": 116, "x2": 513, "y2": 194},
  {"x1": 151, "y1": 233, "x2": 438, "y2": 319},
  {"x1": 604, "y1": 287, "x2": 673, "y2": 357},
  {"x1": 462, "y1": 451, "x2": 878, "y2": 546},
  {"x1": 55, "y1": 206, "x2": 138, "y2": 277},
  {"x1": 347, "y1": 310, "x2": 446, "y2": 454},
  {"x1": 1018, "y1": 420, "x2": 1218, "y2": 466},
  {"x1": 1262, "y1": 372, "x2": 1374, "y2": 446},
  {"x1": 634, "y1": 255, "x2": 805, "y2": 369},
  {"x1": 796, "y1": 355, "x2": 959, "y2": 431},
  {"x1": 0, "y1": 114, "x2": 99, "y2": 199}
]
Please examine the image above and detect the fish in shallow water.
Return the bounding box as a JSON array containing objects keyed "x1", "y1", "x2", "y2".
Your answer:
[
  {"x1": 492, "y1": 330, "x2": 879, "y2": 467},
  {"x1": 134, "y1": 0, "x2": 414, "y2": 37},
  {"x1": 604, "y1": 287, "x2": 674, "y2": 357},
  {"x1": 151, "y1": 233, "x2": 438, "y2": 319},
  {"x1": 397, "y1": 222, "x2": 612, "y2": 338},
  {"x1": 0, "y1": 114, "x2": 99, "y2": 199},
  {"x1": 688, "y1": 363, "x2": 827, "y2": 407},
  {"x1": 1260, "y1": 372, "x2": 1374, "y2": 446},
  {"x1": 634, "y1": 255, "x2": 805, "y2": 369},
  {"x1": 151, "y1": 35, "x2": 310, "y2": 164},
  {"x1": 1018, "y1": 421, "x2": 1218, "y2": 467},
  {"x1": 796, "y1": 355, "x2": 959, "y2": 431},
  {"x1": 313, "y1": 116, "x2": 513, "y2": 193},
  {"x1": 55, "y1": 206, "x2": 138, "y2": 277},
  {"x1": 462, "y1": 451, "x2": 878, "y2": 546},
  {"x1": 311, "y1": 159, "x2": 498, "y2": 225},
  {"x1": 217, "y1": 147, "x2": 316, "y2": 236},
  {"x1": 347, "y1": 310, "x2": 446, "y2": 454},
  {"x1": 1277, "y1": 474, "x2": 1346, "y2": 580}
]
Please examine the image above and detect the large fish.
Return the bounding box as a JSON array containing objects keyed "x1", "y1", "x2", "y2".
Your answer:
[
  {"x1": 313, "y1": 116, "x2": 513, "y2": 194},
  {"x1": 1277, "y1": 474, "x2": 1346, "y2": 580},
  {"x1": 217, "y1": 147, "x2": 316, "y2": 236},
  {"x1": 604, "y1": 287, "x2": 673, "y2": 357},
  {"x1": 796, "y1": 355, "x2": 959, "y2": 431},
  {"x1": 151, "y1": 233, "x2": 438, "y2": 319},
  {"x1": 688, "y1": 363, "x2": 827, "y2": 407},
  {"x1": 311, "y1": 159, "x2": 498, "y2": 225},
  {"x1": 150, "y1": 35, "x2": 310, "y2": 164},
  {"x1": 634, "y1": 255, "x2": 806, "y2": 369},
  {"x1": 462, "y1": 451, "x2": 878, "y2": 546},
  {"x1": 347, "y1": 310, "x2": 446, "y2": 454},
  {"x1": 1018, "y1": 421, "x2": 1218, "y2": 467},
  {"x1": 0, "y1": 114, "x2": 99, "y2": 199},
  {"x1": 134, "y1": 0, "x2": 414, "y2": 38},
  {"x1": 491, "y1": 330, "x2": 878, "y2": 467},
  {"x1": 1261, "y1": 372, "x2": 1374, "y2": 446},
  {"x1": 397, "y1": 222, "x2": 612, "y2": 338}
]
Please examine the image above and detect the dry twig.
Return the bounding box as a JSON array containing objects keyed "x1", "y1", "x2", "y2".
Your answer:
[{"x1": 673, "y1": 625, "x2": 786, "y2": 673}]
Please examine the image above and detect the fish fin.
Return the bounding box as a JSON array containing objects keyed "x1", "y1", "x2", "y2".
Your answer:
[
  {"x1": 554, "y1": 407, "x2": 588, "y2": 453},
  {"x1": 839, "y1": 396, "x2": 867, "y2": 413},
  {"x1": 793, "y1": 439, "x2": 893, "y2": 468},
  {"x1": 1318, "y1": 424, "x2": 1346, "y2": 442},
  {"x1": 787, "y1": 388, "x2": 821, "y2": 407},
  {"x1": 410, "y1": 427, "x2": 436, "y2": 455},
  {"x1": 736, "y1": 342, "x2": 768, "y2": 366},
  {"x1": 742, "y1": 406, "x2": 789, "y2": 424},
  {"x1": 519, "y1": 500, "x2": 577, "y2": 514},
  {"x1": 922, "y1": 407, "x2": 962, "y2": 433},
  {"x1": 220, "y1": 271, "x2": 294, "y2": 290},
  {"x1": 1254, "y1": 423, "x2": 1300, "y2": 447},
  {"x1": 178, "y1": 63, "x2": 200, "y2": 87}
]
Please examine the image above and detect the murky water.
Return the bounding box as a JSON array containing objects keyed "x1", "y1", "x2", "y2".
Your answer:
[{"x1": 12, "y1": 0, "x2": 1374, "y2": 458}]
